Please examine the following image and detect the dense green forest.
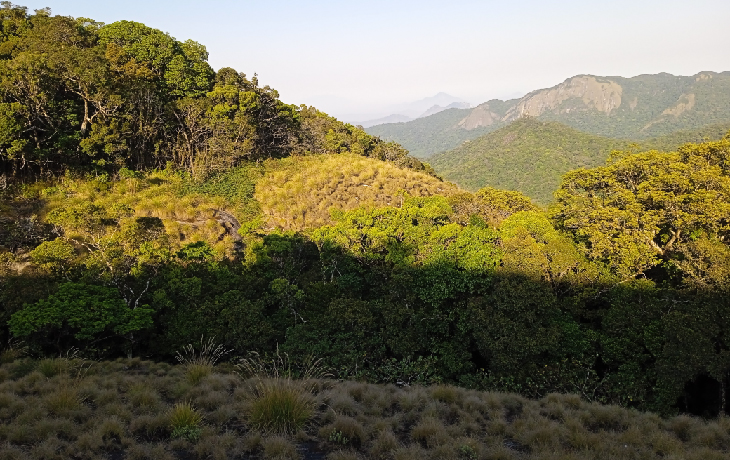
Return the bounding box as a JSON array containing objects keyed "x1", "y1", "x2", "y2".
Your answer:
[
  {"x1": 430, "y1": 118, "x2": 730, "y2": 204},
  {"x1": 0, "y1": 4, "x2": 431, "y2": 183},
  {"x1": 1, "y1": 7, "x2": 730, "y2": 458}
]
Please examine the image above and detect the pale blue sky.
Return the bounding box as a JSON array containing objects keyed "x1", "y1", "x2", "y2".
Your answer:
[{"x1": 20, "y1": 0, "x2": 730, "y2": 121}]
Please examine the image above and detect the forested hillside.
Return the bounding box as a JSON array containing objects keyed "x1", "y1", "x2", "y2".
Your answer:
[
  {"x1": 430, "y1": 118, "x2": 730, "y2": 204},
  {"x1": 0, "y1": 5, "x2": 430, "y2": 184},
  {"x1": 429, "y1": 118, "x2": 631, "y2": 203},
  {"x1": 2, "y1": 5, "x2": 730, "y2": 458}
]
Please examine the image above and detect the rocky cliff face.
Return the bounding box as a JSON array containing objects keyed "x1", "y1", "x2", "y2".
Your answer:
[
  {"x1": 451, "y1": 71, "x2": 730, "y2": 137},
  {"x1": 504, "y1": 76, "x2": 623, "y2": 119}
]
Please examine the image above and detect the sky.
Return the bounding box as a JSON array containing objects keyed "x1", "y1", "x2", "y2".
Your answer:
[{"x1": 20, "y1": 0, "x2": 730, "y2": 122}]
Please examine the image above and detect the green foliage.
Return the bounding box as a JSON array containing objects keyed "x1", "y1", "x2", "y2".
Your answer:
[
  {"x1": 329, "y1": 429, "x2": 350, "y2": 445},
  {"x1": 0, "y1": 6, "x2": 421, "y2": 182},
  {"x1": 8, "y1": 282, "x2": 153, "y2": 348},
  {"x1": 553, "y1": 138, "x2": 730, "y2": 280},
  {"x1": 28, "y1": 239, "x2": 75, "y2": 274}
]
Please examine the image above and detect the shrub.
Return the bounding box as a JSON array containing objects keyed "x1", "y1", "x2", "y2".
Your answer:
[
  {"x1": 329, "y1": 416, "x2": 366, "y2": 447},
  {"x1": 369, "y1": 430, "x2": 399, "y2": 458},
  {"x1": 0, "y1": 339, "x2": 27, "y2": 364},
  {"x1": 185, "y1": 364, "x2": 213, "y2": 385},
  {"x1": 37, "y1": 358, "x2": 68, "y2": 378},
  {"x1": 411, "y1": 416, "x2": 449, "y2": 448},
  {"x1": 127, "y1": 383, "x2": 161, "y2": 411}
]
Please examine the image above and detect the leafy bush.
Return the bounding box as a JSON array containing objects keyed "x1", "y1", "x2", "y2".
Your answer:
[{"x1": 8, "y1": 282, "x2": 153, "y2": 353}]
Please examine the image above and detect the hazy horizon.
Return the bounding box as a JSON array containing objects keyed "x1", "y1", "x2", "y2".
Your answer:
[{"x1": 20, "y1": 0, "x2": 730, "y2": 122}]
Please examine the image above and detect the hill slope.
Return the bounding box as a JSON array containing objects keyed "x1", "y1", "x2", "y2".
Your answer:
[
  {"x1": 367, "y1": 72, "x2": 730, "y2": 158},
  {"x1": 429, "y1": 118, "x2": 632, "y2": 204},
  {"x1": 256, "y1": 153, "x2": 457, "y2": 230},
  {"x1": 429, "y1": 119, "x2": 730, "y2": 205},
  {"x1": 366, "y1": 107, "x2": 505, "y2": 158},
  {"x1": 641, "y1": 121, "x2": 730, "y2": 151},
  {"x1": 0, "y1": 359, "x2": 728, "y2": 460}
]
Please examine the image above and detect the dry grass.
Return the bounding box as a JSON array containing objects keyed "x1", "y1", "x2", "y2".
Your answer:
[
  {"x1": 38, "y1": 170, "x2": 243, "y2": 259},
  {"x1": 175, "y1": 336, "x2": 231, "y2": 385},
  {"x1": 7, "y1": 156, "x2": 462, "y2": 271},
  {"x1": 256, "y1": 154, "x2": 458, "y2": 230},
  {"x1": 0, "y1": 359, "x2": 726, "y2": 459},
  {"x1": 245, "y1": 379, "x2": 315, "y2": 435}
]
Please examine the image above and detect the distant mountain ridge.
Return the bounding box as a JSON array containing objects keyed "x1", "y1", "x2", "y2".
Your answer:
[
  {"x1": 367, "y1": 71, "x2": 730, "y2": 158},
  {"x1": 357, "y1": 114, "x2": 413, "y2": 128},
  {"x1": 356, "y1": 92, "x2": 467, "y2": 128},
  {"x1": 418, "y1": 101, "x2": 471, "y2": 118}
]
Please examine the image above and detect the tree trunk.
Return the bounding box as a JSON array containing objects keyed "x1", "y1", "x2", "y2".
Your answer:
[{"x1": 81, "y1": 100, "x2": 89, "y2": 134}]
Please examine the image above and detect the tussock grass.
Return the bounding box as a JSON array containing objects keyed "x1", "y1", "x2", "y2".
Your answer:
[
  {"x1": 246, "y1": 379, "x2": 315, "y2": 435},
  {"x1": 256, "y1": 154, "x2": 458, "y2": 230},
  {"x1": 175, "y1": 336, "x2": 231, "y2": 385},
  {"x1": 168, "y1": 402, "x2": 203, "y2": 442},
  {"x1": 0, "y1": 359, "x2": 726, "y2": 459}
]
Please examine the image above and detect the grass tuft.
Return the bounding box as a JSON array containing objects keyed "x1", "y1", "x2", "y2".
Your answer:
[
  {"x1": 175, "y1": 336, "x2": 231, "y2": 385},
  {"x1": 261, "y1": 435, "x2": 300, "y2": 460},
  {"x1": 45, "y1": 386, "x2": 80, "y2": 417},
  {"x1": 169, "y1": 402, "x2": 203, "y2": 442},
  {"x1": 247, "y1": 379, "x2": 315, "y2": 435}
]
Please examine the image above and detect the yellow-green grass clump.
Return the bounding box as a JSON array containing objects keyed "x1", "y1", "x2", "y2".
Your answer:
[
  {"x1": 246, "y1": 379, "x2": 315, "y2": 435},
  {"x1": 34, "y1": 169, "x2": 255, "y2": 258},
  {"x1": 256, "y1": 153, "x2": 458, "y2": 230}
]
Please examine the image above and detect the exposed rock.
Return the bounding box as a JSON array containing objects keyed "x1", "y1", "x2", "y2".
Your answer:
[
  {"x1": 458, "y1": 103, "x2": 502, "y2": 130},
  {"x1": 662, "y1": 93, "x2": 696, "y2": 117},
  {"x1": 642, "y1": 93, "x2": 697, "y2": 132},
  {"x1": 504, "y1": 75, "x2": 623, "y2": 120},
  {"x1": 174, "y1": 209, "x2": 242, "y2": 245},
  {"x1": 213, "y1": 210, "x2": 241, "y2": 241},
  {"x1": 696, "y1": 73, "x2": 714, "y2": 82}
]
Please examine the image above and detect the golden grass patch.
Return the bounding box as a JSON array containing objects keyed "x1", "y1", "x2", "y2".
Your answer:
[{"x1": 256, "y1": 154, "x2": 458, "y2": 230}]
